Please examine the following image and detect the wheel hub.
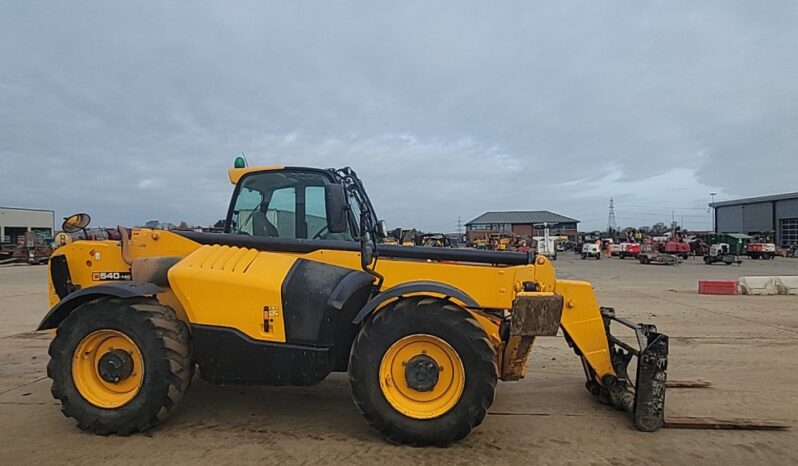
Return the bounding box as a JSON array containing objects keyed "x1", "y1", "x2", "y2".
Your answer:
[
  {"x1": 404, "y1": 354, "x2": 440, "y2": 392},
  {"x1": 97, "y1": 349, "x2": 134, "y2": 384},
  {"x1": 72, "y1": 329, "x2": 144, "y2": 408},
  {"x1": 378, "y1": 334, "x2": 465, "y2": 419}
]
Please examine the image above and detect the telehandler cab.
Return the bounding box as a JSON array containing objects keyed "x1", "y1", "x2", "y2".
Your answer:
[{"x1": 40, "y1": 160, "x2": 668, "y2": 445}]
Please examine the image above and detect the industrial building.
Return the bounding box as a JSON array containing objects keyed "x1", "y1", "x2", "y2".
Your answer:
[
  {"x1": 465, "y1": 210, "x2": 579, "y2": 243},
  {"x1": 711, "y1": 192, "x2": 798, "y2": 247},
  {"x1": 0, "y1": 207, "x2": 55, "y2": 245}
]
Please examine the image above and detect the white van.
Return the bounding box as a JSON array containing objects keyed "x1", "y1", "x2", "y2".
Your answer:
[{"x1": 581, "y1": 243, "x2": 601, "y2": 260}]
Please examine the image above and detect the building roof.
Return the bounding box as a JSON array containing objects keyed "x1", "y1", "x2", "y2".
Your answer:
[
  {"x1": 466, "y1": 210, "x2": 579, "y2": 226},
  {"x1": 710, "y1": 192, "x2": 798, "y2": 208},
  {"x1": 0, "y1": 206, "x2": 55, "y2": 213}
]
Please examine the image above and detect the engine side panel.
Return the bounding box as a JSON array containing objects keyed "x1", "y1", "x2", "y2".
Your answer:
[{"x1": 168, "y1": 245, "x2": 292, "y2": 342}]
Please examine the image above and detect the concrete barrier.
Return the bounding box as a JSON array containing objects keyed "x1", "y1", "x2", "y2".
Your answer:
[
  {"x1": 738, "y1": 276, "x2": 778, "y2": 295},
  {"x1": 698, "y1": 280, "x2": 738, "y2": 295},
  {"x1": 776, "y1": 276, "x2": 798, "y2": 295}
]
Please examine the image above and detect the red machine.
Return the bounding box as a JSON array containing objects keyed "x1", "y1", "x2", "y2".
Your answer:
[
  {"x1": 661, "y1": 241, "x2": 690, "y2": 259},
  {"x1": 747, "y1": 243, "x2": 776, "y2": 260},
  {"x1": 618, "y1": 242, "x2": 641, "y2": 259}
]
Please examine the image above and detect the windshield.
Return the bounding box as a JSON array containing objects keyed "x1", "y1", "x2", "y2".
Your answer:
[{"x1": 228, "y1": 170, "x2": 354, "y2": 241}]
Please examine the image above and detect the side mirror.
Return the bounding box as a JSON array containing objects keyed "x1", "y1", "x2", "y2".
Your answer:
[
  {"x1": 375, "y1": 220, "x2": 388, "y2": 239},
  {"x1": 361, "y1": 242, "x2": 374, "y2": 269},
  {"x1": 325, "y1": 184, "x2": 348, "y2": 234},
  {"x1": 62, "y1": 213, "x2": 91, "y2": 233}
]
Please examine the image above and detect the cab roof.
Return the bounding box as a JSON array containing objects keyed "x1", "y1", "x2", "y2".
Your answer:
[{"x1": 227, "y1": 166, "x2": 284, "y2": 184}]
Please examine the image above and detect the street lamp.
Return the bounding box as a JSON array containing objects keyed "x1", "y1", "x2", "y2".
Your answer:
[{"x1": 709, "y1": 192, "x2": 717, "y2": 232}]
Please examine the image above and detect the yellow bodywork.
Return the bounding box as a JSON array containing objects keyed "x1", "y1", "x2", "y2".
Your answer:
[
  {"x1": 48, "y1": 228, "x2": 616, "y2": 385},
  {"x1": 168, "y1": 245, "x2": 292, "y2": 343},
  {"x1": 227, "y1": 166, "x2": 284, "y2": 184},
  {"x1": 556, "y1": 279, "x2": 614, "y2": 376}
]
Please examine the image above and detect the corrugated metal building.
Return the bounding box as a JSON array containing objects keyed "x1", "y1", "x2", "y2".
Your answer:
[
  {"x1": 465, "y1": 211, "x2": 579, "y2": 242},
  {"x1": 710, "y1": 192, "x2": 798, "y2": 246},
  {"x1": 0, "y1": 207, "x2": 55, "y2": 245}
]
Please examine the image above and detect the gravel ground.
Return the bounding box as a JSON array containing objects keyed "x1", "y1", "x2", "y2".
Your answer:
[{"x1": 1, "y1": 254, "x2": 797, "y2": 465}]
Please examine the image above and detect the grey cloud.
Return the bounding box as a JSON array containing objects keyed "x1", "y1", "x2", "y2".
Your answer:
[{"x1": 1, "y1": 1, "x2": 796, "y2": 231}]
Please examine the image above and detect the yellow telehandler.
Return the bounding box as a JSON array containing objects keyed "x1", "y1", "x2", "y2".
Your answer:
[{"x1": 39, "y1": 159, "x2": 668, "y2": 445}]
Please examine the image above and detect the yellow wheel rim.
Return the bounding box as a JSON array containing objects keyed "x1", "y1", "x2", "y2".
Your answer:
[
  {"x1": 72, "y1": 329, "x2": 144, "y2": 409},
  {"x1": 379, "y1": 334, "x2": 465, "y2": 419}
]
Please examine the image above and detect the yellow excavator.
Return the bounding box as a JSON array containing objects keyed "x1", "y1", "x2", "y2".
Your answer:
[{"x1": 39, "y1": 158, "x2": 668, "y2": 445}]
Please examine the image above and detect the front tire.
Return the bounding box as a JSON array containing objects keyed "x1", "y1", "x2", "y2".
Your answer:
[
  {"x1": 349, "y1": 297, "x2": 497, "y2": 445},
  {"x1": 47, "y1": 297, "x2": 192, "y2": 435}
]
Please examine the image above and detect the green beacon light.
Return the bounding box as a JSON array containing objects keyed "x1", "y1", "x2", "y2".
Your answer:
[{"x1": 234, "y1": 154, "x2": 248, "y2": 169}]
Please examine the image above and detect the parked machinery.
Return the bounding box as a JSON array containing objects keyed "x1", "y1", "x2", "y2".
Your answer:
[
  {"x1": 581, "y1": 242, "x2": 601, "y2": 260},
  {"x1": 660, "y1": 241, "x2": 691, "y2": 260},
  {"x1": 703, "y1": 243, "x2": 741, "y2": 265},
  {"x1": 417, "y1": 233, "x2": 453, "y2": 248},
  {"x1": 746, "y1": 242, "x2": 776, "y2": 260},
  {"x1": 638, "y1": 244, "x2": 679, "y2": 265},
  {"x1": 533, "y1": 224, "x2": 557, "y2": 260},
  {"x1": 39, "y1": 161, "x2": 671, "y2": 445},
  {"x1": 0, "y1": 230, "x2": 53, "y2": 265},
  {"x1": 618, "y1": 242, "x2": 641, "y2": 260}
]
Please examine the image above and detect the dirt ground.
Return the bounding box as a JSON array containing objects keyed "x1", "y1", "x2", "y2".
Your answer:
[{"x1": 1, "y1": 254, "x2": 797, "y2": 465}]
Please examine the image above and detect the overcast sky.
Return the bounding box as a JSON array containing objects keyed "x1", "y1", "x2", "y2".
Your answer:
[{"x1": 2, "y1": 2, "x2": 796, "y2": 232}]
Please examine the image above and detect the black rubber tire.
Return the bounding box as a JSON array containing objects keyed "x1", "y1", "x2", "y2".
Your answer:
[
  {"x1": 349, "y1": 297, "x2": 497, "y2": 445},
  {"x1": 47, "y1": 297, "x2": 192, "y2": 435},
  {"x1": 581, "y1": 254, "x2": 586, "y2": 260}
]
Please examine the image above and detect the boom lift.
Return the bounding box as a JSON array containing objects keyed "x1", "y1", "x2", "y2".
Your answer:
[{"x1": 40, "y1": 161, "x2": 682, "y2": 444}]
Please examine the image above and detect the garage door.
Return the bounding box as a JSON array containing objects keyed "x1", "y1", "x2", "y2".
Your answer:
[{"x1": 780, "y1": 218, "x2": 798, "y2": 246}]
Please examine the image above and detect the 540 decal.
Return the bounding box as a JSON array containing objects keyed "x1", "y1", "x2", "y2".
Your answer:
[{"x1": 92, "y1": 271, "x2": 132, "y2": 281}]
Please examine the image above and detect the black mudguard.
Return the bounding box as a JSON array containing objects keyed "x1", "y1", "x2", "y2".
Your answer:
[
  {"x1": 37, "y1": 281, "x2": 162, "y2": 330},
  {"x1": 351, "y1": 280, "x2": 479, "y2": 324}
]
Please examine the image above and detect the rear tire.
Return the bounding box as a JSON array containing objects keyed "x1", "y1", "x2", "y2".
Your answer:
[
  {"x1": 349, "y1": 297, "x2": 497, "y2": 445},
  {"x1": 47, "y1": 297, "x2": 192, "y2": 435}
]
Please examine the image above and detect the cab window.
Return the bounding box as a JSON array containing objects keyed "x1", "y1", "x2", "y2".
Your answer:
[{"x1": 228, "y1": 170, "x2": 353, "y2": 241}]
